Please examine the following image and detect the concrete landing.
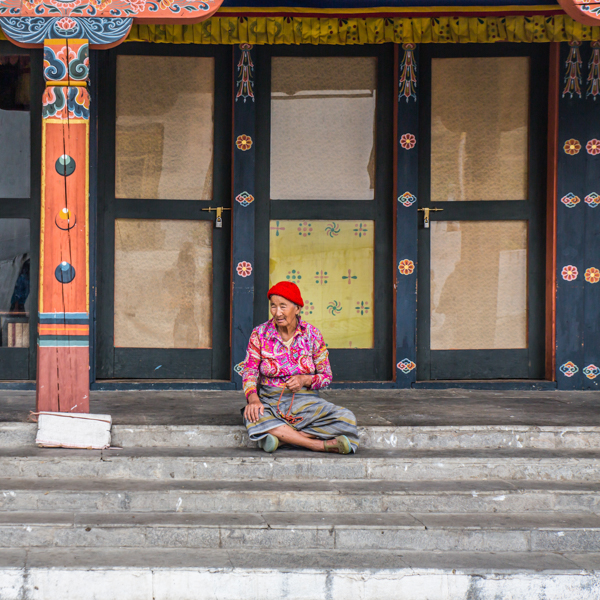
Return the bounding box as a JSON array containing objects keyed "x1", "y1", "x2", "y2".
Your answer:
[{"x1": 2, "y1": 388, "x2": 600, "y2": 426}]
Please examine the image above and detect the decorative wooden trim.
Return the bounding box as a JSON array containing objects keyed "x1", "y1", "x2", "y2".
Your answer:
[
  {"x1": 555, "y1": 41, "x2": 587, "y2": 390},
  {"x1": 231, "y1": 43, "x2": 257, "y2": 389},
  {"x1": 546, "y1": 42, "x2": 560, "y2": 382},
  {"x1": 552, "y1": 39, "x2": 600, "y2": 390},
  {"x1": 0, "y1": 0, "x2": 223, "y2": 49},
  {"x1": 36, "y1": 38, "x2": 91, "y2": 412},
  {"x1": 395, "y1": 42, "x2": 419, "y2": 388},
  {"x1": 582, "y1": 42, "x2": 600, "y2": 390},
  {"x1": 392, "y1": 43, "x2": 398, "y2": 383}
]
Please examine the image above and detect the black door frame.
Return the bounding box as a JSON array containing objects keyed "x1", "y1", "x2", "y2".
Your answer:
[
  {"x1": 0, "y1": 43, "x2": 43, "y2": 381},
  {"x1": 95, "y1": 43, "x2": 232, "y2": 380},
  {"x1": 253, "y1": 44, "x2": 394, "y2": 382},
  {"x1": 416, "y1": 43, "x2": 548, "y2": 380}
]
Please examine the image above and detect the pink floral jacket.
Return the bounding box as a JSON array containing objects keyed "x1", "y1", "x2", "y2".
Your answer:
[{"x1": 242, "y1": 318, "x2": 333, "y2": 399}]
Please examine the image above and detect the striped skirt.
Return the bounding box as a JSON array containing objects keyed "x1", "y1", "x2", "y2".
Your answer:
[{"x1": 243, "y1": 385, "x2": 359, "y2": 453}]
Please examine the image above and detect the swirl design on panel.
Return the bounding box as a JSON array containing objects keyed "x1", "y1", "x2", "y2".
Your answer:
[
  {"x1": 43, "y1": 44, "x2": 67, "y2": 80},
  {"x1": 43, "y1": 86, "x2": 90, "y2": 119},
  {"x1": 0, "y1": 15, "x2": 132, "y2": 44},
  {"x1": 68, "y1": 43, "x2": 89, "y2": 80}
]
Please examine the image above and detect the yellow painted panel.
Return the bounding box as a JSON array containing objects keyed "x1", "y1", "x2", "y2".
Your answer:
[{"x1": 270, "y1": 220, "x2": 374, "y2": 349}]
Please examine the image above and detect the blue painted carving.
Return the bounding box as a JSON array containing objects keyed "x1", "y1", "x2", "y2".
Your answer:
[{"x1": 0, "y1": 15, "x2": 132, "y2": 45}]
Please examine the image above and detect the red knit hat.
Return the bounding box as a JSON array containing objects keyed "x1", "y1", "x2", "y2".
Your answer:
[{"x1": 268, "y1": 281, "x2": 304, "y2": 307}]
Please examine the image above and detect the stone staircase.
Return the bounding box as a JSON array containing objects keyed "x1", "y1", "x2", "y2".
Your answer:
[{"x1": 2, "y1": 422, "x2": 600, "y2": 599}]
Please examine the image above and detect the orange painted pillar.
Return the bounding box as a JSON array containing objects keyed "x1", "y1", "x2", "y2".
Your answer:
[{"x1": 36, "y1": 39, "x2": 90, "y2": 413}]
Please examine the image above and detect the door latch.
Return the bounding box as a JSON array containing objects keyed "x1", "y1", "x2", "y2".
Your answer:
[
  {"x1": 201, "y1": 206, "x2": 231, "y2": 228},
  {"x1": 418, "y1": 207, "x2": 444, "y2": 228}
]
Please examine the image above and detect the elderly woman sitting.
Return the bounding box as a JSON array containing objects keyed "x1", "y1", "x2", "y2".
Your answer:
[{"x1": 242, "y1": 281, "x2": 359, "y2": 454}]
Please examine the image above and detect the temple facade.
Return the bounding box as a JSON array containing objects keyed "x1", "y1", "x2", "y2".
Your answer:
[{"x1": 0, "y1": 0, "x2": 599, "y2": 410}]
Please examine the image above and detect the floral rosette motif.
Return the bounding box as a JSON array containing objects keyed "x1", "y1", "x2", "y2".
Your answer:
[
  {"x1": 400, "y1": 133, "x2": 416, "y2": 150},
  {"x1": 398, "y1": 259, "x2": 415, "y2": 275},
  {"x1": 587, "y1": 139, "x2": 600, "y2": 156},
  {"x1": 585, "y1": 267, "x2": 600, "y2": 284},
  {"x1": 561, "y1": 265, "x2": 579, "y2": 281},
  {"x1": 564, "y1": 139, "x2": 581, "y2": 155},
  {"x1": 236, "y1": 135, "x2": 253, "y2": 151},
  {"x1": 236, "y1": 261, "x2": 252, "y2": 277},
  {"x1": 561, "y1": 265, "x2": 578, "y2": 281}
]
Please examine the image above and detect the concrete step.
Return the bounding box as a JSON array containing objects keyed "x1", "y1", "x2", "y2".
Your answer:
[
  {"x1": 2, "y1": 446, "x2": 600, "y2": 481},
  {"x1": 2, "y1": 512, "x2": 600, "y2": 553},
  {"x1": 2, "y1": 547, "x2": 599, "y2": 600},
  {"x1": 2, "y1": 478, "x2": 600, "y2": 514},
  {"x1": 5, "y1": 422, "x2": 600, "y2": 450}
]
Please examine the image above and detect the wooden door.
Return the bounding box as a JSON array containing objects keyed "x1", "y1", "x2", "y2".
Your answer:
[
  {"x1": 0, "y1": 44, "x2": 42, "y2": 380},
  {"x1": 254, "y1": 45, "x2": 394, "y2": 382},
  {"x1": 96, "y1": 45, "x2": 232, "y2": 380},
  {"x1": 417, "y1": 44, "x2": 548, "y2": 380}
]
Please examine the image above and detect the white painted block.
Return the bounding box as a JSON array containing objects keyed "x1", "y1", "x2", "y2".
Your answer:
[{"x1": 36, "y1": 412, "x2": 112, "y2": 450}]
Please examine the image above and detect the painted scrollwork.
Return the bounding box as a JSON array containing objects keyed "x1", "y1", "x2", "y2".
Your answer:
[{"x1": 0, "y1": 0, "x2": 222, "y2": 47}]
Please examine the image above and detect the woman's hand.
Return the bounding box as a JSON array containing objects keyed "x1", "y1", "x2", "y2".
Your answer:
[
  {"x1": 244, "y1": 393, "x2": 264, "y2": 423},
  {"x1": 286, "y1": 374, "x2": 313, "y2": 392}
]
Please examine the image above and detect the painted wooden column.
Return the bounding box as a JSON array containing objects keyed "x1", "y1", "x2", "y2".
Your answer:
[
  {"x1": 37, "y1": 38, "x2": 90, "y2": 412},
  {"x1": 555, "y1": 40, "x2": 600, "y2": 390},
  {"x1": 394, "y1": 43, "x2": 419, "y2": 388},
  {"x1": 231, "y1": 43, "x2": 256, "y2": 389}
]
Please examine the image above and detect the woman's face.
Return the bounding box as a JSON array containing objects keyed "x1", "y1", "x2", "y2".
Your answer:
[{"x1": 270, "y1": 295, "x2": 300, "y2": 329}]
